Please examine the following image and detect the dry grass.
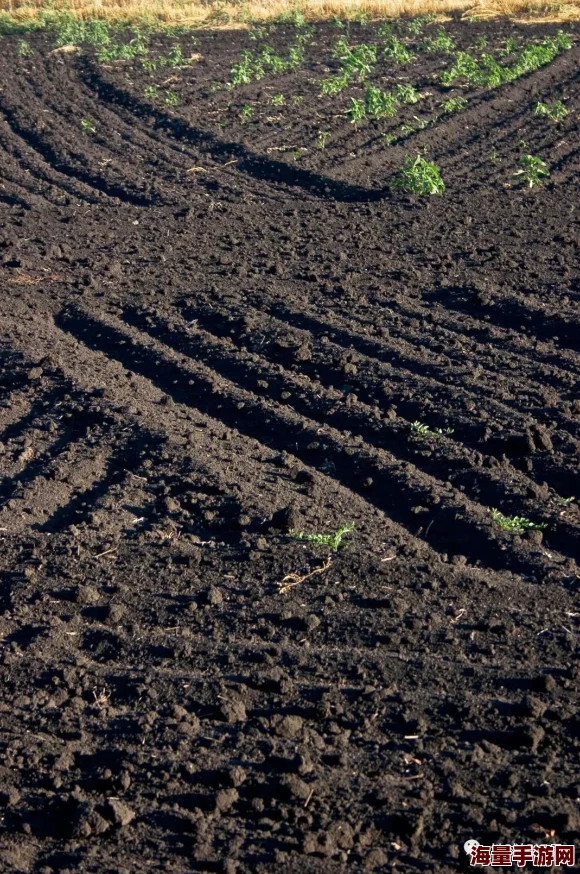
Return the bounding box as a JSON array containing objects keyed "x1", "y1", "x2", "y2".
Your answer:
[{"x1": 3, "y1": 0, "x2": 580, "y2": 26}]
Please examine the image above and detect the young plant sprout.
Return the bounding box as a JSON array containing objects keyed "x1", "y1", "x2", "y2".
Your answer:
[
  {"x1": 421, "y1": 28, "x2": 455, "y2": 54},
  {"x1": 411, "y1": 421, "x2": 454, "y2": 436},
  {"x1": 393, "y1": 155, "x2": 445, "y2": 195},
  {"x1": 490, "y1": 509, "x2": 547, "y2": 534},
  {"x1": 442, "y1": 96, "x2": 468, "y2": 113},
  {"x1": 290, "y1": 522, "x2": 355, "y2": 551},
  {"x1": 534, "y1": 100, "x2": 567, "y2": 121},
  {"x1": 18, "y1": 39, "x2": 33, "y2": 56},
  {"x1": 513, "y1": 154, "x2": 549, "y2": 188},
  {"x1": 164, "y1": 90, "x2": 179, "y2": 106},
  {"x1": 383, "y1": 36, "x2": 416, "y2": 64},
  {"x1": 81, "y1": 118, "x2": 97, "y2": 134},
  {"x1": 395, "y1": 84, "x2": 422, "y2": 105},
  {"x1": 348, "y1": 97, "x2": 367, "y2": 125}
]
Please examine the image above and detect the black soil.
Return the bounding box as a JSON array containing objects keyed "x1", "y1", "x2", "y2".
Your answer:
[{"x1": 1, "y1": 17, "x2": 580, "y2": 874}]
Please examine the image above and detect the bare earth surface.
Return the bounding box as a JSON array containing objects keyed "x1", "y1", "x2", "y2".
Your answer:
[{"x1": 0, "y1": 18, "x2": 580, "y2": 874}]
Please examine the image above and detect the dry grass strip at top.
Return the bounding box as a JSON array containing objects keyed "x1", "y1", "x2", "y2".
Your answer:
[
  {"x1": 4, "y1": 0, "x2": 580, "y2": 27},
  {"x1": 278, "y1": 557, "x2": 332, "y2": 594}
]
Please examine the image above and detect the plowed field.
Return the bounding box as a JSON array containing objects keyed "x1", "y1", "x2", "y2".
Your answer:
[{"x1": 1, "y1": 16, "x2": 580, "y2": 874}]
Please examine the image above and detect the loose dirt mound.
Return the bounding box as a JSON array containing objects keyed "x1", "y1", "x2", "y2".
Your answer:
[{"x1": 1, "y1": 19, "x2": 579, "y2": 874}]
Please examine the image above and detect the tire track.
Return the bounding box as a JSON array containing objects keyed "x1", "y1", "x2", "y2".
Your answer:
[
  {"x1": 0, "y1": 92, "x2": 156, "y2": 206},
  {"x1": 53, "y1": 302, "x2": 577, "y2": 578},
  {"x1": 36, "y1": 432, "x2": 162, "y2": 536},
  {"x1": 124, "y1": 304, "x2": 580, "y2": 563},
  {"x1": 1, "y1": 307, "x2": 437, "y2": 563},
  {"x1": 329, "y1": 288, "x2": 580, "y2": 390},
  {"x1": 185, "y1": 292, "x2": 580, "y2": 475},
  {"x1": 0, "y1": 113, "x2": 111, "y2": 205}
]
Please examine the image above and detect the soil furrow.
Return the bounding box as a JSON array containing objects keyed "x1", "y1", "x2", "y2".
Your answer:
[
  {"x1": 57, "y1": 303, "x2": 576, "y2": 578},
  {"x1": 0, "y1": 98, "x2": 156, "y2": 206},
  {"x1": 193, "y1": 295, "x2": 580, "y2": 500},
  {"x1": 2, "y1": 306, "x2": 441, "y2": 562},
  {"x1": 128, "y1": 305, "x2": 580, "y2": 558},
  {"x1": 0, "y1": 115, "x2": 109, "y2": 205}
]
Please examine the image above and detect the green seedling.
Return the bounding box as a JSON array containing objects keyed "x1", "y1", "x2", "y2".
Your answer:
[
  {"x1": 230, "y1": 50, "x2": 255, "y2": 85},
  {"x1": 474, "y1": 35, "x2": 488, "y2": 50},
  {"x1": 332, "y1": 37, "x2": 377, "y2": 81},
  {"x1": 322, "y1": 37, "x2": 377, "y2": 95},
  {"x1": 292, "y1": 95, "x2": 304, "y2": 105},
  {"x1": 513, "y1": 154, "x2": 549, "y2": 188},
  {"x1": 279, "y1": 8, "x2": 307, "y2": 26},
  {"x1": 144, "y1": 84, "x2": 159, "y2": 99},
  {"x1": 162, "y1": 44, "x2": 190, "y2": 67},
  {"x1": 400, "y1": 116, "x2": 428, "y2": 135},
  {"x1": 411, "y1": 421, "x2": 454, "y2": 436},
  {"x1": 439, "y1": 51, "x2": 480, "y2": 87},
  {"x1": 382, "y1": 132, "x2": 396, "y2": 145},
  {"x1": 332, "y1": 15, "x2": 346, "y2": 28},
  {"x1": 383, "y1": 35, "x2": 416, "y2": 64},
  {"x1": 48, "y1": 11, "x2": 111, "y2": 48},
  {"x1": 393, "y1": 155, "x2": 445, "y2": 195},
  {"x1": 421, "y1": 28, "x2": 455, "y2": 54},
  {"x1": 96, "y1": 29, "x2": 149, "y2": 62},
  {"x1": 288, "y1": 42, "x2": 305, "y2": 68},
  {"x1": 240, "y1": 103, "x2": 254, "y2": 118},
  {"x1": 365, "y1": 85, "x2": 399, "y2": 118},
  {"x1": 320, "y1": 73, "x2": 350, "y2": 96},
  {"x1": 535, "y1": 100, "x2": 567, "y2": 121},
  {"x1": 317, "y1": 129, "x2": 331, "y2": 149},
  {"x1": 290, "y1": 522, "x2": 355, "y2": 551},
  {"x1": 260, "y1": 45, "x2": 286, "y2": 73},
  {"x1": 348, "y1": 97, "x2": 367, "y2": 125},
  {"x1": 513, "y1": 31, "x2": 571, "y2": 71},
  {"x1": 164, "y1": 90, "x2": 179, "y2": 106},
  {"x1": 406, "y1": 16, "x2": 432, "y2": 35},
  {"x1": 229, "y1": 39, "x2": 306, "y2": 89},
  {"x1": 557, "y1": 495, "x2": 575, "y2": 506},
  {"x1": 248, "y1": 25, "x2": 268, "y2": 40},
  {"x1": 81, "y1": 118, "x2": 97, "y2": 135},
  {"x1": 17, "y1": 39, "x2": 33, "y2": 56},
  {"x1": 490, "y1": 508, "x2": 547, "y2": 534},
  {"x1": 442, "y1": 96, "x2": 468, "y2": 113},
  {"x1": 271, "y1": 93, "x2": 285, "y2": 106},
  {"x1": 141, "y1": 58, "x2": 157, "y2": 71},
  {"x1": 500, "y1": 37, "x2": 518, "y2": 56},
  {"x1": 395, "y1": 84, "x2": 422, "y2": 104}
]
